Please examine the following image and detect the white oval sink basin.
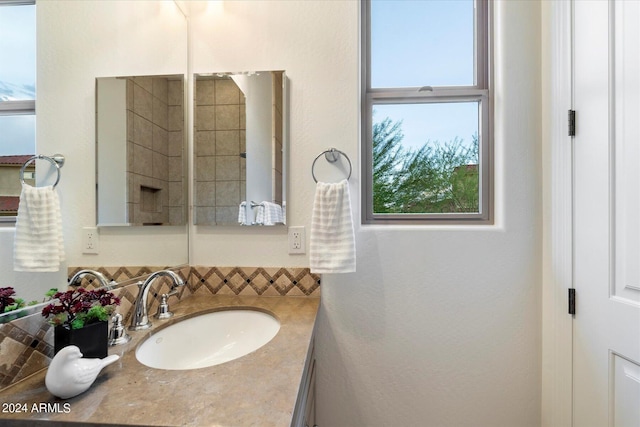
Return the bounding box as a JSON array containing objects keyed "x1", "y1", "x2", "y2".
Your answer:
[{"x1": 135, "y1": 309, "x2": 280, "y2": 370}]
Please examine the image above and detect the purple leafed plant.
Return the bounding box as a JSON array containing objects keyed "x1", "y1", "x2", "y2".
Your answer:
[
  {"x1": 42, "y1": 288, "x2": 120, "y2": 330},
  {"x1": 0, "y1": 287, "x2": 17, "y2": 313}
]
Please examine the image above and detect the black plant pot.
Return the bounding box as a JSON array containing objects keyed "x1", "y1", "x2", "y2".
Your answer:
[{"x1": 54, "y1": 321, "x2": 108, "y2": 359}]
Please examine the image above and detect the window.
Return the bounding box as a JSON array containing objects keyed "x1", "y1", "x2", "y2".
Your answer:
[
  {"x1": 0, "y1": 0, "x2": 36, "y2": 218},
  {"x1": 362, "y1": 0, "x2": 491, "y2": 224}
]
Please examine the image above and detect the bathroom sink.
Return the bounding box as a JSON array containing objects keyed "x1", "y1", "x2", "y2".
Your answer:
[{"x1": 135, "y1": 309, "x2": 280, "y2": 370}]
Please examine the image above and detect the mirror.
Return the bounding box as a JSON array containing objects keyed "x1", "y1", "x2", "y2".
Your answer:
[
  {"x1": 0, "y1": 1, "x2": 189, "y2": 310},
  {"x1": 194, "y1": 71, "x2": 287, "y2": 226},
  {"x1": 96, "y1": 75, "x2": 187, "y2": 226}
]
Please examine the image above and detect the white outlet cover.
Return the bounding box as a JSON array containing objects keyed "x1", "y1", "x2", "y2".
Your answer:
[
  {"x1": 288, "y1": 226, "x2": 305, "y2": 254},
  {"x1": 82, "y1": 227, "x2": 99, "y2": 254}
]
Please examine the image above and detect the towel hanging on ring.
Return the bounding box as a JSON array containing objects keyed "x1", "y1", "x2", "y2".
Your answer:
[
  {"x1": 310, "y1": 179, "x2": 356, "y2": 274},
  {"x1": 14, "y1": 184, "x2": 65, "y2": 272},
  {"x1": 14, "y1": 154, "x2": 66, "y2": 271}
]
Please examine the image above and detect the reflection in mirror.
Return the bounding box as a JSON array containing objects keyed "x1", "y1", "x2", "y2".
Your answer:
[
  {"x1": 96, "y1": 75, "x2": 186, "y2": 226},
  {"x1": 194, "y1": 71, "x2": 287, "y2": 226},
  {"x1": 0, "y1": 300, "x2": 49, "y2": 325},
  {"x1": 0, "y1": 1, "x2": 36, "y2": 219}
]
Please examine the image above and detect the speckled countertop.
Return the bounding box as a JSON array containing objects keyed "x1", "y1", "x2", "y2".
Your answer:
[{"x1": 0, "y1": 295, "x2": 319, "y2": 427}]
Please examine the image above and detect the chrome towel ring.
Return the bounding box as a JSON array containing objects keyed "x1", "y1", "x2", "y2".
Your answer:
[
  {"x1": 20, "y1": 154, "x2": 65, "y2": 188},
  {"x1": 311, "y1": 148, "x2": 352, "y2": 183}
]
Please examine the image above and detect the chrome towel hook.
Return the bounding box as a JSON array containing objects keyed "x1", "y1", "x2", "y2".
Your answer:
[
  {"x1": 311, "y1": 148, "x2": 352, "y2": 183},
  {"x1": 20, "y1": 154, "x2": 65, "y2": 188}
]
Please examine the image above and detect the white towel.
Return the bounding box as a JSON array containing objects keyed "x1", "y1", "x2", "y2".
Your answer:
[
  {"x1": 238, "y1": 201, "x2": 247, "y2": 225},
  {"x1": 253, "y1": 204, "x2": 263, "y2": 225},
  {"x1": 255, "y1": 201, "x2": 284, "y2": 226},
  {"x1": 14, "y1": 184, "x2": 65, "y2": 272},
  {"x1": 310, "y1": 179, "x2": 356, "y2": 273}
]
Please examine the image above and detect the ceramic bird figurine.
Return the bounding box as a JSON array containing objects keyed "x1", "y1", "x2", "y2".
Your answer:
[{"x1": 45, "y1": 345, "x2": 120, "y2": 399}]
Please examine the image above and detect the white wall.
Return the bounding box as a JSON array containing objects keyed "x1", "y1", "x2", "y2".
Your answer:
[
  {"x1": 191, "y1": 1, "x2": 542, "y2": 426},
  {"x1": 0, "y1": 229, "x2": 61, "y2": 302}
]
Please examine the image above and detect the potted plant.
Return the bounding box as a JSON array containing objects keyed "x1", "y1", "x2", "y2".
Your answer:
[{"x1": 42, "y1": 288, "x2": 120, "y2": 358}]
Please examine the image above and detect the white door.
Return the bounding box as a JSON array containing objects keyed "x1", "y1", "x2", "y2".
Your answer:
[{"x1": 573, "y1": 1, "x2": 640, "y2": 426}]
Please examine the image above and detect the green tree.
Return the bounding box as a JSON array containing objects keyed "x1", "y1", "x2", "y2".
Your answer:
[
  {"x1": 372, "y1": 117, "x2": 479, "y2": 214},
  {"x1": 372, "y1": 117, "x2": 406, "y2": 213}
]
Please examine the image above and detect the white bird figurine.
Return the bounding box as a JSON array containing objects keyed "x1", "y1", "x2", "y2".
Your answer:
[{"x1": 45, "y1": 345, "x2": 120, "y2": 399}]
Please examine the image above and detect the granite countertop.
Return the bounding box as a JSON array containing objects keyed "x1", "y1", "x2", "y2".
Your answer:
[{"x1": 0, "y1": 295, "x2": 320, "y2": 427}]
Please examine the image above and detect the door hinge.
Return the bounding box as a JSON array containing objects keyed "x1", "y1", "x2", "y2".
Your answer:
[
  {"x1": 568, "y1": 109, "x2": 576, "y2": 137},
  {"x1": 568, "y1": 288, "x2": 576, "y2": 315}
]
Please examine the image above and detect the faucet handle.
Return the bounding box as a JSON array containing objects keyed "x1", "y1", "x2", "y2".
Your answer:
[
  {"x1": 155, "y1": 294, "x2": 174, "y2": 319},
  {"x1": 108, "y1": 313, "x2": 131, "y2": 346}
]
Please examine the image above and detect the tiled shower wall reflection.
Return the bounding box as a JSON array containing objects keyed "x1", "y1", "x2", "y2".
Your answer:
[
  {"x1": 0, "y1": 266, "x2": 319, "y2": 390},
  {"x1": 195, "y1": 76, "x2": 246, "y2": 224},
  {"x1": 126, "y1": 76, "x2": 184, "y2": 225}
]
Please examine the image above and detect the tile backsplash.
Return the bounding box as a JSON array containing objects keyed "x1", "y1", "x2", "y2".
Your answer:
[
  {"x1": 189, "y1": 266, "x2": 320, "y2": 297},
  {"x1": 0, "y1": 266, "x2": 319, "y2": 391}
]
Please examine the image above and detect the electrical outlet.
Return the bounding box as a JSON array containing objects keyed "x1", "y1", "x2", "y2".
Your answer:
[
  {"x1": 82, "y1": 227, "x2": 99, "y2": 254},
  {"x1": 288, "y1": 226, "x2": 305, "y2": 254}
]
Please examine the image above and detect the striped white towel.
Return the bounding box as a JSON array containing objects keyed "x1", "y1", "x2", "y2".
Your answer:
[
  {"x1": 310, "y1": 179, "x2": 356, "y2": 273},
  {"x1": 14, "y1": 184, "x2": 65, "y2": 272},
  {"x1": 255, "y1": 201, "x2": 284, "y2": 226},
  {"x1": 238, "y1": 201, "x2": 247, "y2": 225},
  {"x1": 253, "y1": 204, "x2": 264, "y2": 225}
]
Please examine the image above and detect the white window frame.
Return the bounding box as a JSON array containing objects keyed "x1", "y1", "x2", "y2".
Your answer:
[
  {"x1": 0, "y1": 99, "x2": 34, "y2": 117},
  {"x1": 361, "y1": 0, "x2": 493, "y2": 224}
]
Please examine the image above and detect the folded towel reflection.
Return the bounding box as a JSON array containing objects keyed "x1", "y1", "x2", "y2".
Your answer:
[
  {"x1": 255, "y1": 201, "x2": 284, "y2": 225},
  {"x1": 310, "y1": 179, "x2": 356, "y2": 273},
  {"x1": 14, "y1": 184, "x2": 65, "y2": 272},
  {"x1": 238, "y1": 201, "x2": 247, "y2": 225}
]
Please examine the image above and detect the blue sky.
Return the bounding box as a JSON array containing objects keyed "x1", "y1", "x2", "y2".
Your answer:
[
  {"x1": 0, "y1": 3, "x2": 36, "y2": 156},
  {"x1": 370, "y1": 0, "x2": 478, "y2": 151}
]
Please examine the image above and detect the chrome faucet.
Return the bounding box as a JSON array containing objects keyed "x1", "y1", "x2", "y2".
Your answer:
[
  {"x1": 68, "y1": 269, "x2": 115, "y2": 289},
  {"x1": 129, "y1": 270, "x2": 184, "y2": 331}
]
